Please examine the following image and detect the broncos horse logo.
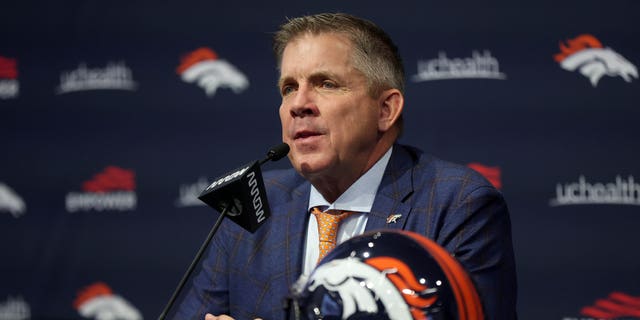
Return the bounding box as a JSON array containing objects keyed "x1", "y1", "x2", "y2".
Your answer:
[
  {"x1": 554, "y1": 34, "x2": 638, "y2": 87},
  {"x1": 305, "y1": 257, "x2": 438, "y2": 320},
  {"x1": 74, "y1": 282, "x2": 142, "y2": 320},
  {"x1": 0, "y1": 183, "x2": 26, "y2": 218},
  {"x1": 177, "y1": 47, "x2": 249, "y2": 97}
]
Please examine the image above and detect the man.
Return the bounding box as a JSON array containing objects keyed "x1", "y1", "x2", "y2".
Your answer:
[{"x1": 179, "y1": 12, "x2": 517, "y2": 320}]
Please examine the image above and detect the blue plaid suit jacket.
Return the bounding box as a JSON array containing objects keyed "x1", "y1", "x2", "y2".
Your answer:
[{"x1": 177, "y1": 144, "x2": 517, "y2": 319}]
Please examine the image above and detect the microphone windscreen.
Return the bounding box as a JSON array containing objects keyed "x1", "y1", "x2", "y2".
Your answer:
[{"x1": 267, "y1": 143, "x2": 290, "y2": 162}]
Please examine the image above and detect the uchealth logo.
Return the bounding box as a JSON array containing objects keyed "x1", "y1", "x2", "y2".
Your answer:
[
  {"x1": 554, "y1": 34, "x2": 638, "y2": 87},
  {"x1": 467, "y1": 163, "x2": 502, "y2": 190},
  {"x1": 0, "y1": 183, "x2": 26, "y2": 218},
  {"x1": 176, "y1": 47, "x2": 249, "y2": 97},
  {"x1": 550, "y1": 175, "x2": 640, "y2": 207},
  {"x1": 56, "y1": 61, "x2": 138, "y2": 94},
  {"x1": 175, "y1": 176, "x2": 210, "y2": 207},
  {"x1": 65, "y1": 166, "x2": 137, "y2": 213},
  {"x1": 0, "y1": 296, "x2": 30, "y2": 320},
  {"x1": 0, "y1": 56, "x2": 19, "y2": 99},
  {"x1": 412, "y1": 50, "x2": 506, "y2": 82},
  {"x1": 74, "y1": 282, "x2": 142, "y2": 320},
  {"x1": 570, "y1": 291, "x2": 640, "y2": 319}
]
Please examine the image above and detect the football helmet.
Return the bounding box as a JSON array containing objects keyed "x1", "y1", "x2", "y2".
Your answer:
[{"x1": 287, "y1": 230, "x2": 483, "y2": 320}]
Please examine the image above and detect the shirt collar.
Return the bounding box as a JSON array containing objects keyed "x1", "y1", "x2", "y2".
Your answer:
[{"x1": 308, "y1": 146, "x2": 393, "y2": 213}]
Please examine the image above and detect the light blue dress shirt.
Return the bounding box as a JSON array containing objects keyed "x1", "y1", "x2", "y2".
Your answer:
[{"x1": 302, "y1": 147, "x2": 393, "y2": 275}]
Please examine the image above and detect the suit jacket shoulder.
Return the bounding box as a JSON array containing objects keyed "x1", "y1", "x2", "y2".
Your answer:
[{"x1": 371, "y1": 143, "x2": 517, "y2": 320}]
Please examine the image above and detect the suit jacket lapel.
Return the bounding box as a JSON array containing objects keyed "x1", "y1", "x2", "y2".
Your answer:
[
  {"x1": 268, "y1": 144, "x2": 416, "y2": 292},
  {"x1": 366, "y1": 145, "x2": 415, "y2": 232},
  {"x1": 281, "y1": 180, "x2": 311, "y2": 288}
]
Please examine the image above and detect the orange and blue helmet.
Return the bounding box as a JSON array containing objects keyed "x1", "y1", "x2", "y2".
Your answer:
[{"x1": 288, "y1": 230, "x2": 484, "y2": 320}]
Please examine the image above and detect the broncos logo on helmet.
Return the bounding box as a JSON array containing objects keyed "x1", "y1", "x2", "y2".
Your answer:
[
  {"x1": 290, "y1": 230, "x2": 483, "y2": 320},
  {"x1": 305, "y1": 257, "x2": 437, "y2": 320}
]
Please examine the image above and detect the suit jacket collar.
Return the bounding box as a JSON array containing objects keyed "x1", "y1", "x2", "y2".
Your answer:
[
  {"x1": 276, "y1": 144, "x2": 417, "y2": 286},
  {"x1": 365, "y1": 144, "x2": 416, "y2": 232}
]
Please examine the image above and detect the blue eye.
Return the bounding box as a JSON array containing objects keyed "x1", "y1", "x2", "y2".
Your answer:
[
  {"x1": 321, "y1": 81, "x2": 337, "y2": 89},
  {"x1": 281, "y1": 85, "x2": 295, "y2": 96}
]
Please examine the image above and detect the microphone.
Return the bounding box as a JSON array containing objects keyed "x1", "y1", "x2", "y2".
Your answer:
[
  {"x1": 198, "y1": 142, "x2": 290, "y2": 232},
  {"x1": 158, "y1": 143, "x2": 289, "y2": 320},
  {"x1": 260, "y1": 142, "x2": 290, "y2": 164}
]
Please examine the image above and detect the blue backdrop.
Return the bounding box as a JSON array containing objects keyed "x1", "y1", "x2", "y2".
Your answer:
[{"x1": 2, "y1": 1, "x2": 639, "y2": 319}]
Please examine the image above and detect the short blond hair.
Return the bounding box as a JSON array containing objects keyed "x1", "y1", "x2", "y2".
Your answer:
[{"x1": 273, "y1": 13, "x2": 405, "y2": 97}]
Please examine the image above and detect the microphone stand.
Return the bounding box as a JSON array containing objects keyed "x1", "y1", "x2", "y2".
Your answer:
[
  {"x1": 158, "y1": 205, "x2": 230, "y2": 320},
  {"x1": 158, "y1": 143, "x2": 288, "y2": 319}
]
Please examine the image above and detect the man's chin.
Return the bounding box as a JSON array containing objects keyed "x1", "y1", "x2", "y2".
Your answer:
[
  {"x1": 295, "y1": 159, "x2": 331, "y2": 178},
  {"x1": 298, "y1": 162, "x2": 322, "y2": 176}
]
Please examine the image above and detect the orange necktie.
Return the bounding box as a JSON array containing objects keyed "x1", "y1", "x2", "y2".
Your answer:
[{"x1": 311, "y1": 207, "x2": 357, "y2": 263}]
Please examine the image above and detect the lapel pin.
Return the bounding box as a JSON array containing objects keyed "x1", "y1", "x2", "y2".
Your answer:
[{"x1": 386, "y1": 214, "x2": 402, "y2": 224}]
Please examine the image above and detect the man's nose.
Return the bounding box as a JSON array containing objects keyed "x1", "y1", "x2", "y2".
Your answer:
[{"x1": 289, "y1": 86, "x2": 318, "y2": 118}]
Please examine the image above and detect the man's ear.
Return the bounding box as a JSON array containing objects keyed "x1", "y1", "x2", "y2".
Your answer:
[{"x1": 378, "y1": 89, "x2": 404, "y2": 132}]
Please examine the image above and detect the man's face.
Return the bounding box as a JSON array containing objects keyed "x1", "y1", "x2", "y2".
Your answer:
[{"x1": 278, "y1": 33, "x2": 382, "y2": 181}]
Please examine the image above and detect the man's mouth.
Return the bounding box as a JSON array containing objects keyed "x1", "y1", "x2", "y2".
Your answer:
[{"x1": 294, "y1": 130, "x2": 322, "y2": 140}]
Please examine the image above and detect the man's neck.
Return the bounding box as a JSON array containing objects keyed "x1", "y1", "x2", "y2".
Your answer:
[
  {"x1": 311, "y1": 143, "x2": 394, "y2": 203},
  {"x1": 309, "y1": 146, "x2": 393, "y2": 211}
]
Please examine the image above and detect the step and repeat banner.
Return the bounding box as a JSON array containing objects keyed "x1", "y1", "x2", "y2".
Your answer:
[{"x1": 1, "y1": 1, "x2": 639, "y2": 319}]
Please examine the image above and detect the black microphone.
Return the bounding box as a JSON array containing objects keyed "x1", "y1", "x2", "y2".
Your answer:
[
  {"x1": 260, "y1": 142, "x2": 290, "y2": 165},
  {"x1": 198, "y1": 142, "x2": 289, "y2": 232},
  {"x1": 158, "y1": 143, "x2": 290, "y2": 320}
]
